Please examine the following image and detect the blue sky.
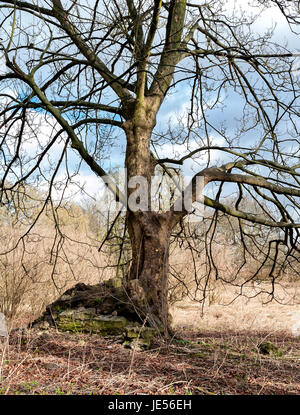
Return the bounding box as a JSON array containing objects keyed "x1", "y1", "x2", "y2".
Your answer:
[{"x1": 0, "y1": 0, "x2": 299, "y2": 211}]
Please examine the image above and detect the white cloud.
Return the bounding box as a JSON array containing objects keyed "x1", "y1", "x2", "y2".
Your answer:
[
  {"x1": 0, "y1": 98, "x2": 121, "y2": 205},
  {"x1": 0, "y1": 87, "x2": 19, "y2": 105},
  {"x1": 158, "y1": 135, "x2": 226, "y2": 176},
  {"x1": 21, "y1": 111, "x2": 66, "y2": 155},
  {"x1": 1, "y1": 107, "x2": 66, "y2": 159},
  {"x1": 44, "y1": 172, "x2": 106, "y2": 204}
]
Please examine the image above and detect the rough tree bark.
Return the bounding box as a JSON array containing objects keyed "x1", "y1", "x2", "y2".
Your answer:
[
  {"x1": 126, "y1": 210, "x2": 172, "y2": 335},
  {"x1": 123, "y1": 98, "x2": 175, "y2": 335}
]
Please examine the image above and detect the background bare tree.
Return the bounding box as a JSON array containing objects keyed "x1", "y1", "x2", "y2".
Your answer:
[{"x1": 0, "y1": 0, "x2": 300, "y2": 335}]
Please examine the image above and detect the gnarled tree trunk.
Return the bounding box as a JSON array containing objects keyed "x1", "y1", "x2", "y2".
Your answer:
[
  {"x1": 122, "y1": 100, "x2": 178, "y2": 337},
  {"x1": 126, "y1": 211, "x2": 172, "y2": 336}
]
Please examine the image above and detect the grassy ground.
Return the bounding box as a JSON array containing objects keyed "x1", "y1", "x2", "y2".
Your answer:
[
  {"x1": 0, "y1": 328, "x2": 299, "y2": 395},
  {"x1": 1, "y1": 282, "x2": 299, "y2": 396},
  {"x1": 171, "y1": 282, "x2": 300, "y2": 335}
]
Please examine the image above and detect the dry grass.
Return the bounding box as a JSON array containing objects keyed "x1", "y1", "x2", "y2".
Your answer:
[
  {"x1": 0, "y1": 279, "x2": 299, "y2": 396},
  {"x1": 0, "y1": 221, "x2": 299, "y2": 395},
  {"x1": 171, "y1": 282, "x2": 300, "y2": 337},
  {"x1": 0, "y1": 324, "x2": 299, "y2": 395},
  {"x1": 0, "y1": 223, "x2": 116, "y2": 328}
]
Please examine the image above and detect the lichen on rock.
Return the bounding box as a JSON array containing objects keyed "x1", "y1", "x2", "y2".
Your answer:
[
  {"x1": 122, "y1": 326, "x2": 157, "y2": 350},
  {"x1": 257, "y1": 341, "x2": 283, "y2": 357},
  {"x1": 56, "y1": 309, "x2": 128, "y2": 335},
  {"x1": 31, "y1": 278, "x2": 158, "y2": 349}
]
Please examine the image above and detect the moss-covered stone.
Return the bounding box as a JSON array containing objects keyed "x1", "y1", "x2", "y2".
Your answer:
[
  {"x1": 58, "y1": 308, "x2": 95, "y2": 320},
  {"x1": 122, "y1": 326, "x2": 157, "y2": 349},
  {"x1": 105, "y1": 277, "x2": 123, "y2": 289},
  {"x1": 88, "y1": 297, "x2": 103, "y2": 307},
  {"x1": 53, "y1": 305, "x2": 64, "y2": 314},
  {"x1": 56, "y1": 309, "x2": 127, "y2": 335},
  {"x1": 257, "y1": 341, "x2": 283, "y2": 357},
  {"x1": 125, "y1": 326, "x2": 156, "y2": 340},
  {"x1": 31, "y1": 280, "x2": 158, "y2": 345},
  {"x1": 122, "y1": 339, "x2": 147, "y2": 351}
]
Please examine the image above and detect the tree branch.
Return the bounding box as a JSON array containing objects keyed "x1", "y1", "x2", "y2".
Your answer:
[
  {"x1": 149, "y1": 0, "x2": 187, "y2": 101},
  {"x1": 51, "y1": 0, "x2": 133, "y2": 105},
  {"x1": 5, "y1": 57, "x2": 126, "y2": 205}
]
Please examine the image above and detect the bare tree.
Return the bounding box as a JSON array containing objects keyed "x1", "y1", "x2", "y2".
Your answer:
[{"x1": 0, "y1": 0, "x2": 300, "y2": 335}]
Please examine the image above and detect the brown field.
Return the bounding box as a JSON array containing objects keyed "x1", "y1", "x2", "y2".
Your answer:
[
  {"x1": 0, "y1": 281, "x2": 299, "y2": 396},
  {"x1": 171, "y1": 282, "x2": 300, "y2": 336},
  {"x1": 0, "y1": 223, "x2": 299, "y2": 395}
]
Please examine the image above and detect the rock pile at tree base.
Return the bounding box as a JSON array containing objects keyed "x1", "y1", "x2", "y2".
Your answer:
[{"x1": 32, "y1": 277, "x2": 157, "y2": 350}]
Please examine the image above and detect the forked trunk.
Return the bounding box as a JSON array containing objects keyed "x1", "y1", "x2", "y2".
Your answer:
[{"x1": 126, "y1": 211, "x2": 172, "y2": 337}]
